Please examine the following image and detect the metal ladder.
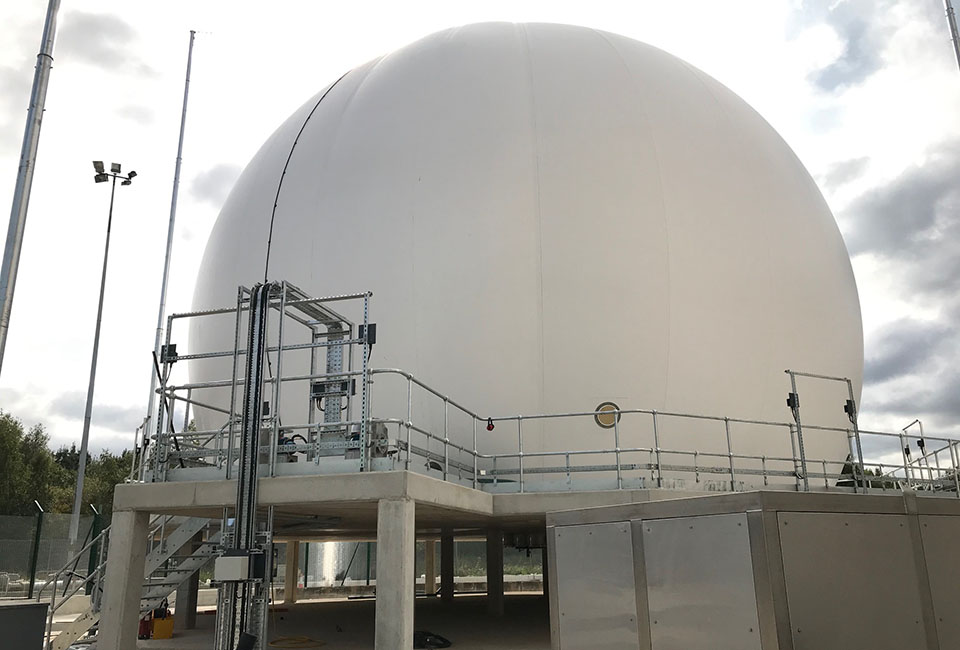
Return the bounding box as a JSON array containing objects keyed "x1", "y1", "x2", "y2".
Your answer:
[{"x1": 38, "y1": 515, "x2": 216, "y2": 650}]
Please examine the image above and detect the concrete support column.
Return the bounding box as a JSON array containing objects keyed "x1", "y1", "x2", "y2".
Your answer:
[
  {"x1": 173, "y1": 531, "x2": 202, "y2": 631},
  {"x1": 375, "y1": 498, "x2": 415, "y2": 650},
  {"x1": 440, "y1": 531, "x2": 454, "y2": 603},
  {"x1": 486, "y1": 528, "x2": 504, "y2": 616},
  {"x1": 99, "y1": 510, "x2": 150, "y2": 650},
  {"x1": 424, "y1": 539, "x2": 436, "y2": 596},
  {"x1": 284, "y1": 540, "x2": 300, "y2": 604}
]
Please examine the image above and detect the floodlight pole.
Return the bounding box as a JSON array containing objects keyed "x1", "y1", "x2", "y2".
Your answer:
[
  {"x1": 70, "y1": 167, "x2": 136, "y2": 543},
  {"x1": 144, "y1": 30, "x2": 195, "y2": 462},
  {"x1": 0, "y1": 0, "x2": 61, "y2": 377}
]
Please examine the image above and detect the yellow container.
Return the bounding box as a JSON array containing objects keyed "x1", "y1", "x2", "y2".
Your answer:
[{"x1": 152, "y1": 615, "x2": 175, "y2": 639}]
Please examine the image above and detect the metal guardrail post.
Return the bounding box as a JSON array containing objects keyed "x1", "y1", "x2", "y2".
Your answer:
[
  {"x1": 651, "y1": 411, "x2": 663, "y2": 488},
  {"x1": 27, "y1": 500, "x2": 43, "y2": 599},
  {"x1": 900, "y1": 432, "x2": 911, "y2": 486},
  {"x1": 952, "y1": 441, "x2": 960, "y2": 497},
  {"x1": 443, "y1": 399, "x2": 449, "y2": 480},
  {"x1": 405, "y1": 379, "x2": 412, "y2": 471},
  {"x1": 786, "y1": 371, "x2": 810, "y2": 491},
  {"x1": 787, "y1": 424, "x2": 800, "y2": 491},
  {"x1": 724, "y1": 418, "x2": 736, "y2": 491},
  {"x1": 472, "y1": 417, "x2": 478, "y2": 489},
  {"x1": 614, "y1": 414, "x2": 622, "y2": 489},
  {"x1": 844, "y1": 379, "x2": 868, "y2": 494},
  {"x1": 518, "y1": 416, "x2": 524, "y2": 493}
]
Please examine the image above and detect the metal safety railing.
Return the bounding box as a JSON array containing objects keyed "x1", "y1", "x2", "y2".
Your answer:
[{"x1": 140, "y1": 283, "x2": 959, "y2": 497}]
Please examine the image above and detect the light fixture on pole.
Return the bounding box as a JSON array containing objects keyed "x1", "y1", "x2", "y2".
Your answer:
[{"x1": 69, "y1": 161, "x2": 137, "y2": 543}]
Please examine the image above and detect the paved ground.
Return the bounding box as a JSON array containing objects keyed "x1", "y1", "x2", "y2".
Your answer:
[{"x1": 137, "y1": 593, "x2": 550, "y2": 649}]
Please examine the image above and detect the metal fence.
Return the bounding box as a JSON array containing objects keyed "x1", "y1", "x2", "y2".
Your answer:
[{"x1": 0, "y1": 513, "x2": 94, "y2": 598}]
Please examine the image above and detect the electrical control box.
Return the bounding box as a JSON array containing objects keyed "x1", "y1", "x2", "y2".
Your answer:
[{"x1": 214, "y1": 555, "x2": 250, "y2": 582}]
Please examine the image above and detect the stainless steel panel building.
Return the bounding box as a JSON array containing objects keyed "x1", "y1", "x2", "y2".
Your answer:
[{"x1": 547, "y1": 491, "x2": 960, "y2": 650}]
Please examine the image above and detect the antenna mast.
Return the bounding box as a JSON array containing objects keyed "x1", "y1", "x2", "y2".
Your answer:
[{"x1": 0, "y1": 0, "x2": 61, "y2": 376}]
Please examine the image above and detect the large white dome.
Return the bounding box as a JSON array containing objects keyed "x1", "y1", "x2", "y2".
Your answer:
[{"x1": 191, "y1": 22, "x2": 863, "y2": 489}]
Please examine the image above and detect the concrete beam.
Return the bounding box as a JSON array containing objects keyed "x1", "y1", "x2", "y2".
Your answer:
[
  {"x1": 375, "y1": 498, "x2": 415, "y2": 650},
  {"x1": 486, "y1": 528, "x2": 504, "y2": 616},
  {"x1": 440, "y1": 531, "x2": 454, "y2": 604},
  {"x1": 284, "y1": 541, "x2": 300, "y2": 604},
  {"x1": 99, "y1": 510, "x2": 149, "y2": 650},
  {"x1": 113, "y1": 471, "x2": 493, "y2": 518},
  {"x1": 424, "y1": 540, "x2": 436, "y2": 596}
]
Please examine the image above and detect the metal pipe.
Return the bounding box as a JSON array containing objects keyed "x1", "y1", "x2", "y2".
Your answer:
[
  {"x1": 946, "y1": 0, "x2": 960, "y2": 71},
  {"x1": 144, "y1": 30, "x2": 195, "y2": 466},
  {"x1": 0, "y1": 0, "x2": 61, "y2": 374}
]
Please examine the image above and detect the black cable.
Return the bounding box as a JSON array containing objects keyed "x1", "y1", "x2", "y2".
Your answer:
[{"x1": 263, "y1": 71, "x2": 351, "y2": 282}]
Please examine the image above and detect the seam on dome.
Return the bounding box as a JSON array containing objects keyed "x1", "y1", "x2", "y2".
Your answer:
[
  {"x1": 677, "y1": 56, "x2": 781, "y2": 414},
  {"x1": 519, "y1": 23, "x2": 547, "y2": 418},
  {"x1": 593, "y1": 28, "x2": 674, "y2": 411}
]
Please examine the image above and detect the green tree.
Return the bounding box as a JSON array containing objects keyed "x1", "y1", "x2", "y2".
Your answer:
[{"x1": 0, "y1": 410, "x2": 131, "y2": 516}]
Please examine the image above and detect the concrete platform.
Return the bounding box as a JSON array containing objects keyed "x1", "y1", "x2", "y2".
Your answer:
[
  {"x1": 113, "y1": 470, "x2": 700, "y2": 538},
  {"x1": 137, "y1": 593, "x2": 549, "y2": 649}
]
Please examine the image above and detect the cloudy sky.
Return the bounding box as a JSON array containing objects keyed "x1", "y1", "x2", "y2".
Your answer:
[{"x1": 0, "y1": 0, "x2": 958, "y2": 465}]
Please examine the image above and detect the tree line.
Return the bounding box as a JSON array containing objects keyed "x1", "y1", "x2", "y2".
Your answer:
[{"x1": 0, "y1": 411, "x2": 131, "y2": 517}]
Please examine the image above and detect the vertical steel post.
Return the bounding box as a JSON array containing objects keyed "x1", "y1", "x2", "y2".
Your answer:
[
  {"x1": 405, "y1": 378, "x2": 412, "y2": 470},
  {"x1": 359, "y1": 295, "x2": 370, "y2": 471},
  {"x1": 613, "y1": 413, "x2": 622, "y2": 489},
  {"x1": 651, "y1": 411, "x2": 663, "y2": 488},
  {"x1": 788, "y1": 424, "x2": 800, "y2": 491},
  {"x1": 900, "y1": 432, "x2": 911, "y2": 486},
  {"x1": 269, "y1": 284, "x2": 286, "y2": 477},
  {"x1": 443, "y1": 399, "x2": 449, "y2": 480},
  {"x1": 472, "y1": 417, "x2": 478, "y2": 489},
  {"x1": 27, "y1": 501, "x2": 44, "y2": 599},
  {"x1": 517, "y1": 416, "x2": 524, "y2": 493},
  {"x1": 786, "y1": 371, "x2": 810, "y2": 491},
  {"x1": 0, "y1": 0, "x2": 61, "y2": 374},
  {"x1": 226, "y1": 288, "x2": 244, "y2": 478},
  {"x1": 844, "y1": 379, "x2": 868, "y2": 494},
  {"x1": 948, "y1": 441, "x2": 960, "y2": 496},
  {"x1": 724, "y1": 418, "x2": 736, "y2": 491},
  {"x1": 85, "y1": 507, "x2": 101, "y2": 596},
  {"x1": 144, "y1": 30, "x2": 196, "y2": 455}
]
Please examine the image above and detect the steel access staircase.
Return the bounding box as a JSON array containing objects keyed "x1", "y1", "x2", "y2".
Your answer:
[{"x1": 37, "y1": 515, "x2": 216, "y2": 650}]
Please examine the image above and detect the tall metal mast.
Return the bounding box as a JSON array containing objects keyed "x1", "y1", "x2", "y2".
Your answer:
[
  {"x1": 144, "y1": 30, "x2": 196, "y2": 451},
  {"x1": 0, "y1": 0, "x2": 61, "y2": 376},
  {"x1": 946, "y1": 0, "x2": 960, "y2": 72}
]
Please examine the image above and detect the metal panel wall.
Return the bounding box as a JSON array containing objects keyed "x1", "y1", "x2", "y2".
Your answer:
[
  {"x1": 554, "y1": 522, "x2": 640, "y2": 650},
  {"x1": 920, "y1": 515, "x2": 960, "y2": 648},
  {"x1": 777, "y1": 512, "x2": 929, "y2": 650},
  {"x1": 641, "y1": 512, "x2": 762, "y2": 650}
]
